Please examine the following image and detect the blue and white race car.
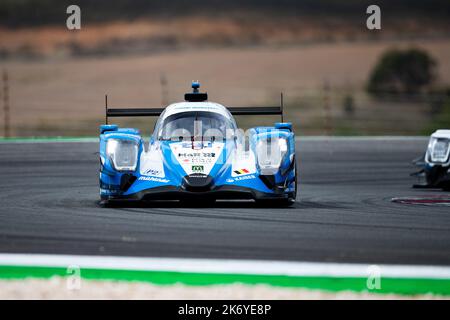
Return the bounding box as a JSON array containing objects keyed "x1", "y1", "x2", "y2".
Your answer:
[{"x1": 99, "y1": 82, "x2": 297, "y2": 206}]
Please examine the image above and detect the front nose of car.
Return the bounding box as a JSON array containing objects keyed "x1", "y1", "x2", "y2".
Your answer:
[{"x1": 181, "y1": 174, "x2": 214, "y2": 192}]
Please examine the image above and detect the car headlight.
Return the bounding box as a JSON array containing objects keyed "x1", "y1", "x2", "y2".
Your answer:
[
  {"x1": 106, "y1": 139, "x2": 138, "y2": 171},
  {"x1": 427, "y1": 137, "x2": 450, "y2": 163},
  {"x1": 256, "y1": 137, "x2": 288, "y2": 175}
]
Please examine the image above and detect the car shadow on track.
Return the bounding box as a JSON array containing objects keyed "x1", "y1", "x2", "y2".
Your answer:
[
  {"x1": 98, "y1": 200, "x2": 293, "y2": 209},
  {"x1": 97, "y1": 200, "x2": 347, "y2": 209}
]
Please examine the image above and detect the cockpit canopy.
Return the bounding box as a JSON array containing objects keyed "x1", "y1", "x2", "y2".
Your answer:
[{"x1": 155, "y1": 111, "x2": 237, "y2": 142}]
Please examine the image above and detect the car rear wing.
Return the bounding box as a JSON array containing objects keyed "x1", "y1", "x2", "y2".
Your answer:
[{"x1": 104, "y1": 93, "x2": 285, "y2": 124}]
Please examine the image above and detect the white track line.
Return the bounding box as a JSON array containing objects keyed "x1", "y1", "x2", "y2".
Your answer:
[{"x1": 0, "y1": 254, "x2": 450, "y2": 279}]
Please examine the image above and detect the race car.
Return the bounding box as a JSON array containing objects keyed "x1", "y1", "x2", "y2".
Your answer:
[
  {"x1": 412, "y1": 129, "x2": 450, "y2": 191},
  {"x1": 99, "y1": 82, "x2": 297, "y2": 206}
]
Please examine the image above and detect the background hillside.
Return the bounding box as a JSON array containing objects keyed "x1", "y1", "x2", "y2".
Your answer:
[
  {"x1": 0, "y1": 0, "x2": 449, "y2": 137},
  {"x1": 1, "y1": 0, "x2": 449, "y2": 27}
]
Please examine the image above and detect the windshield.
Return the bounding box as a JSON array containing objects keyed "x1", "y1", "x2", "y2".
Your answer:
[{"x1": 156, "y1": 111, "x2": 237, "y2": 141}]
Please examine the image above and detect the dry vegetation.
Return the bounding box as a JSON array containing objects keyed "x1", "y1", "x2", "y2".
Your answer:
[
  {"x1": 1, "y1": 277, "x2": 446, "y2": 300},
  {"x1": 0, "y1": 15, "x2": 449, "y2": 58},
  {"x1": 1, "y1": 38, "x2": 450, "y2": 136},
  {"x1": 0, "y1": 9, "x2": 449, "y2": 137}
]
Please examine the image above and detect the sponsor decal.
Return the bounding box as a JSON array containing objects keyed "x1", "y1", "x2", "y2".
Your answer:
[
  {"x1": 234, "y1": 174, "x2": 256, "y2": 181},
  {"x1": 178, "y1": 152, "x2": 216, "y2": 158},
  {"x1": 181, "y1": 141, "x2": 213, "y2": 148},
  {"x1": 226, "y1": 175, "x2": 255, "y2": 183},
  {"x1": 177, "y1": 152, "x2": 216, "y2": 165},
  {"x1": 170, "y1": 142, "x2": 224, "y2": 175},
  {"x1": 138, "y1": 176, "x2": 169, "y2": 183},
  {"x1": 233, "y1": 168, "x2": 250, "y2": 175},
  {"x1": 143, "y1": 168, "x2": 161, "y2": 176},
  {"x1": 203, "y1": 153, "x2": 216, "y2": 157},
  {"x1": 192, "y1": 165, "x2": 204, "y2": 173}
]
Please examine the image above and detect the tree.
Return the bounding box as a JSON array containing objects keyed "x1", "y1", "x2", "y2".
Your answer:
[{"x1": 367, "y1": 48, "x2": 436, "y2": 96}]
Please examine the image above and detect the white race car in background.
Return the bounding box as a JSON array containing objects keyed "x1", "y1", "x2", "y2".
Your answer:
[{"x1": 412, "y1": 129, "x2": 450, "y2": 191}]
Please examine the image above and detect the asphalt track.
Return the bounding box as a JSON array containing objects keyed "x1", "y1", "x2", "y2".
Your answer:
[{"x1": 0, "y1": 138, "x2": 449, "y2": 266}]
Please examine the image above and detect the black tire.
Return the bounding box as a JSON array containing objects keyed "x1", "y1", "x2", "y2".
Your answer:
[
  {"x1": 255, "y1": 161, "x2": 297, "y2": 207},
  {"x1": 289, "y1": 161, "x2": 298, "y2": 202},
  {"x1": 99, "y1": 199, "x2": 110, "y2": 207}
]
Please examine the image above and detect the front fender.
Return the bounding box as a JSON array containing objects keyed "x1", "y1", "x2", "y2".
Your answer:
[
  {"x1": 99, "y1": 125, "x2": 143, "y2": 197},
  {"x1": 249, "y1": 124, "x2": 295, "y2": 176}
]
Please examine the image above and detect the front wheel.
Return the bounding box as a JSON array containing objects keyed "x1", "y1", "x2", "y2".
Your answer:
[
  {"x1": 288, "y1": 161, "x2": 298, "y2": 202},
  {"x1": 256, "y1": 161, "x2": 298, "y2": 207}
]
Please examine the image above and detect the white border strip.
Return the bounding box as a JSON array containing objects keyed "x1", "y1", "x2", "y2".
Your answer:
[{"x1": 1, "y1": 254, "x2": 450, "y2": 279}]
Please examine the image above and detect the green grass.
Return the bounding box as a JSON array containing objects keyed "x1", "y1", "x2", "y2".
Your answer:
[{"x1": 1, "y1": 265, "x2": 449, "y2": 296}]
